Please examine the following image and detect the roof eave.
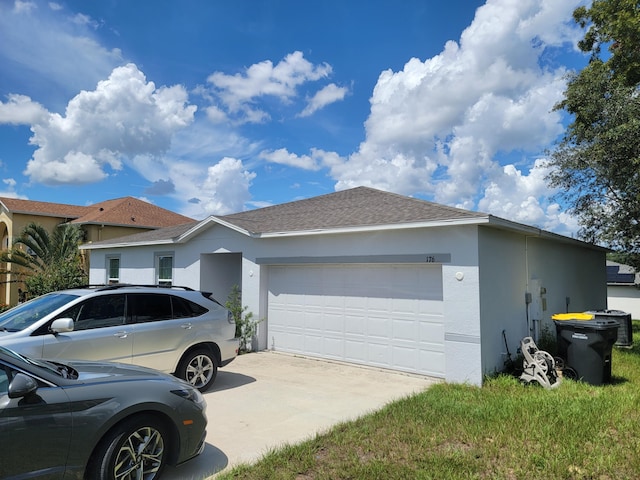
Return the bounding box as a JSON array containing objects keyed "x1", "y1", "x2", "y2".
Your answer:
[
  {"x1": 10, "y1": 210, "x2": 82, "y2": 220},
  {"x1": 485, "y1": 215, "x2": 609, "y2": 251},
  {"x1": 255, "y1": 217, "x2": 491, "y2": 238},
  {"x1": 72, "y1": 220, "x2": 161, "y2": 229},
  {"x1": 80, "y1": 238, "x2": 176, "y2": 250}
]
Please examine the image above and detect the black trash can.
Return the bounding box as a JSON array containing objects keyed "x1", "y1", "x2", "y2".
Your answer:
[
  {"x1": 552, "y1": 313, "x2": 619, "y2": 385},
  {"x1": 585, "y1": 310, "x2": 633, "y2": 347}
]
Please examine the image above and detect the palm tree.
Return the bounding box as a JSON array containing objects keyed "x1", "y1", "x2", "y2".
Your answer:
[{"x1": 0, "y1": 222, "x2": 88, "y2": 299}]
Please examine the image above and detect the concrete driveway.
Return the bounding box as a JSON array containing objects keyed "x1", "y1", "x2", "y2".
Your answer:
[{"x1": 163, "y1": 351, "x2": 439, "y2": 479}]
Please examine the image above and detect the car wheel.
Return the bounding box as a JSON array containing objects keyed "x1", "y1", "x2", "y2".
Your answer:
[
  {"x1": 178, "y1": 348, "x2": 218, "y2": 392},
  {"x1": 87, "y1": 414, "x2": 168, "y2": 480}
]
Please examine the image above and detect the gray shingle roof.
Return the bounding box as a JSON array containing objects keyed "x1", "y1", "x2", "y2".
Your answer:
[
  {"x1": 218, "y1": 187, "x2": 486, "y2": 234},
  {"x1": 82, "y1": 187, "x2": 489, "y2": 248}
]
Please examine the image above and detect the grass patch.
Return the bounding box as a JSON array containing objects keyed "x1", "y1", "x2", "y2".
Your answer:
[{"x1": 218, "y1": 323, "x2": 640, "y2": 479}]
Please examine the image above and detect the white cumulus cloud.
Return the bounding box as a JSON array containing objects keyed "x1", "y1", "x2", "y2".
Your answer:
[
  {"x1": 321, "y1": 0, "x2": 584, "y2": 233},
  {"x1": 22, "y1": 63, "x2": 197, "y2": 185},
  {"x1": 198, "y1": 157, "x2": 257, "y2": 215},
  {"x1": 206, "y1": 51, "x2": 334, "y2": 124},
  {"x1": 299, "y1": 83, "x2": 349, "y2": 117}
]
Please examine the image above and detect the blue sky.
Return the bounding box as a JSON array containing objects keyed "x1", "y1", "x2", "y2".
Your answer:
[{"x1": 0, "y1": 0, "x2": 588, "y2": 235}]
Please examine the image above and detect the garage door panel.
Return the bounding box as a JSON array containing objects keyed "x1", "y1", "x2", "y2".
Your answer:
[
  {"x1": 393, "y1": 345, "x2": 419, "y2": 369},
  {"x1": 367, "y1": 316, "x2": 391, "y2": 338},
  {"x1": 393, "y1": 318, "x2": 417, "y2": 341},
  {"x1": 419, "y1": 319, "x2": 445, "y2": 341},
  {"x1": 344, "y1": 316, "x2": 366, "y2": 335},
  {"x1": 367, "y1": 342, "x2": 391, "y2": 365},
  {"x1": 344, "y1": 340, "x2": 367, "y2": 362},
  {"x1": 268, "y1": 264, "x2": 445, "y2": 377},
  {"x1": 419, "y1": 347, "x2": 446, "y2": 375},
  {"x1": 323, "y1": 314, "x2": 344, "y2": 334},
  {"x1": 304, "y1": 335, "x2": 324, "y2": 355}
]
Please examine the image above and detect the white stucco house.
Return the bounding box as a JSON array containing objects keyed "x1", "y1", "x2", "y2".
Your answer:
[{"x1": 81, "y1": 187, "x2": 607, "y2": 385}]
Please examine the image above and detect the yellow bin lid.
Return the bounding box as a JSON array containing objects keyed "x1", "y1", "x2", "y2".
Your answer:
[{"x1": 552, "y1": 313, "x2": 594, "y2": 321}]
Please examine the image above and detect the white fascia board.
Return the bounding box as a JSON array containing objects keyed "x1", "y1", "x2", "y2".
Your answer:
[
  {"x1": 485, "y1": 215, "x2": 608, "y2": 251},
  {"x1": 80, "y1": 239, "x2": 176, "y2": 250},
  {"x1": 176, "y1": 216, "x2": 252, "y2": 241},
  {"x1": 257, "y1": 217, "x2": 491, "y2": 238}
]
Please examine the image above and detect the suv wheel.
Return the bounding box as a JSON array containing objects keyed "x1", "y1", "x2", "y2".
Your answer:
[{"x1": 178, "y1": 348, "x2": 218, "y2": 392}]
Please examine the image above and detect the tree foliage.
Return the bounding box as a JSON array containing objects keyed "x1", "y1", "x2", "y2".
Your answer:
[
  {"x1": 547, "y1": 0, "x2": 640, "y2": 268},
  {"x1": 0, "y1": 222, "x2": 87, "y2": 299}
]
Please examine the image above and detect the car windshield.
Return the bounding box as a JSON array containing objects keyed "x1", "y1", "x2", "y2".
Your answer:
[{"x1": 0, "y1": 293, "x2": 79, "y2": 332}]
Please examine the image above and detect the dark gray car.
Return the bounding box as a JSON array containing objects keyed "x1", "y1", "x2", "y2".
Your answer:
[{"x1": 0, "y1": 345, "x2": 207, "y2": 480}]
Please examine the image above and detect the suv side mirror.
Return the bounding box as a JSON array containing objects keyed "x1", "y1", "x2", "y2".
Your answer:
[
  {"x1": 8, "y1": 373, "x2": 38, "y2": 399},
  {"x1": 50, "y1": 318, "x2": 74, "y2": 334}
]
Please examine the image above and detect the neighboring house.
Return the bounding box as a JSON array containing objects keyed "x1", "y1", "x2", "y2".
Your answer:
[
  {"x1": 0, "y1": 196, "x2": 193, "y2": 306},
  {"x1": 81, "y1": 187, "x2": 607, "y2": 385},
  {"x1": 606, "y1": 260, "x2": 640, "y2": 319}
]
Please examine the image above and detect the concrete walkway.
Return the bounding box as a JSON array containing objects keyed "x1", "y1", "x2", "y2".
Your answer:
[{"x1": 163, "y1": 351, "x2": 439, "y2": 479}]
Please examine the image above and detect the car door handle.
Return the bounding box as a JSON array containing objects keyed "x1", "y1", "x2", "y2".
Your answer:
[
  {"x1": 114, "y1": 331, "x2": 129, "y2": 338},
  {"x1": 181, "y1": 323, "x2": 193, "y2": 330}
]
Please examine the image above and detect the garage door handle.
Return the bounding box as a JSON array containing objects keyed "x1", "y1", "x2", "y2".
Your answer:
[
  {"x1": 181, "y1": 323, "x2": 193, "y2": 330},
  {"x1": 114, "y1": 331, "x2": 129, "y2": 338}
]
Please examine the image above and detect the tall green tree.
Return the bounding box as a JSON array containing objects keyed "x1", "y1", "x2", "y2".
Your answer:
[
  {"x1": 546, "y1": 0, "x2": 640, "y2": 267},
  {"x1": 0, "y1": 222, "x2": 87, "y2": 298}
]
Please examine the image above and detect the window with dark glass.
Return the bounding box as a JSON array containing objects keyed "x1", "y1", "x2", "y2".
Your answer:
[
  {"x1": 58, "y1": 295, "x2": 126, "y2": 330},
  {"x1": 171, "y1": 295, "x2": 208, "y2": 318},
  {"x1": 128, "y1": 294, "x2": 172, "y2": 323}
]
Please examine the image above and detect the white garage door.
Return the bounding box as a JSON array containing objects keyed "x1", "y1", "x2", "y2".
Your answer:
[{"x1": 267, "y1": 264, "x2": 445, "y2": 377}]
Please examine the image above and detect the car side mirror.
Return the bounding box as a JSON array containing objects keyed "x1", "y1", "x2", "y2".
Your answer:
[
  {"x1": 8, "y1": 373, "x2": 38, "y2": 399},
  {"x1": 50, "y1": 318, "x2": 74, "y2": 334}
]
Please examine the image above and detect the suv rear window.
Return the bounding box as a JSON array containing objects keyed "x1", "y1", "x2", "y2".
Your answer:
[{"x1": 171, "y1": 295, "x2": 208, "y2": 318}]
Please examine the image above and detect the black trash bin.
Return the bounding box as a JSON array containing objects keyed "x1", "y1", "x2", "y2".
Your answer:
[
  {"x1": 585, "y1": 310, "x2": 633, "y2": 347},
  {"x1": 552, "y1": 313, "x2": 619, "y2": 385}
]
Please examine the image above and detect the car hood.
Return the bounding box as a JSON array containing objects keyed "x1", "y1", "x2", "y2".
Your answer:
[{"x1": 60, "y1": 359, "x2": 181, "y2": 386}]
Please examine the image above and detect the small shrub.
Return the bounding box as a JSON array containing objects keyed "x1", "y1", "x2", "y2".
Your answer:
[
  {"x1": 225, "y1": 285, "x2": 263, "y2": 353},
  {"x1": 536, "y1": 323, "x2": 557, "y2": 356}
]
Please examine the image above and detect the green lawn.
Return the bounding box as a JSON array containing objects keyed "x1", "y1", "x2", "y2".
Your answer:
[{"x1": 219, "y1": 323, "x2": 640, "y2": 479}]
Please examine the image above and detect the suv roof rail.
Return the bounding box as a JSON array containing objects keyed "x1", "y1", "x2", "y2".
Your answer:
[{"x1": 90, "y1": 284, "x2": 196, "y2": 292}]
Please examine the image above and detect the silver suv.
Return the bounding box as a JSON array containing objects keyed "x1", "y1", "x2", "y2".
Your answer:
[{"x1": 0, "y1": 285, "x2": 238, "y2": 391}]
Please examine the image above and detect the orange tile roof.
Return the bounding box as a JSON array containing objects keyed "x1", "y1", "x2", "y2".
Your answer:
[
  {"x1": 75, "y1": 197, "x2": 194, "y2": 228},
  {"x1": 0, "y1": 197, "x2": 89, "y2": 218},
  {"x1": 0, "y1": 196, "x2": 193, "y2": 229}
]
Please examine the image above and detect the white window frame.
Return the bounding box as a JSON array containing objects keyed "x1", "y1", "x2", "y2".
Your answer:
[
  {"x1": 155, "y1": 252, "x2": 174, "y2": 287},
  {"x1": 106, "y1": 255, "x2": 120, "y2": 285}
]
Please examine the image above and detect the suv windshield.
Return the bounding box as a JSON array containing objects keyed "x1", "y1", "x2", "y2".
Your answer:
[{"x1": 0, "y1": 293, "x2": 80, "y2": 332}]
